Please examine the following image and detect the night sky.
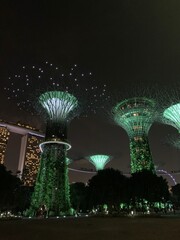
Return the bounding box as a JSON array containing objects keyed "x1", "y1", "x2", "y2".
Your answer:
[{"x1": 1, "y1": 1, "x2": 180, "y2": 185}]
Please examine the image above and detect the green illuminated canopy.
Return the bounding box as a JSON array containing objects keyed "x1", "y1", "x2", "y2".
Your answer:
[
  {"x1": 163, "y1": 103, "x2": 180, "y2": 131},
  {"x1": 112, "y1": 97, "x2": 157, "y2": 137},
  {"x1": 39, "y1": 91, "x2": 78, "y2": 121},
  {"x1": 88, "y1": 154, "x2": 111, "y2": 171}
]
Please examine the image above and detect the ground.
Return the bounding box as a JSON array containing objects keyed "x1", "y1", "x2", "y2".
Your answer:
[{"x1": 0, "y1": 216, "x2": 180, "y2": 240}]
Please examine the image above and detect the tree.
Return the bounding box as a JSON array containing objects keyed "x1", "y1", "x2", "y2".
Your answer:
[
  {"x1": 14, "y1": 186, "x2": 34, "y2": 214},
  {"x1": 70, "y1": 182, "x2": 87, "y2": 212},
  {"x1": 129, "y1": 170, "x2": 169, "y2": 210},
  {"x1": 88, "y1": 168, "x2": 128, "y2": 212},
  {"x1": 171, "y1": 183, "x2": 180, "y2": 207},
  {"x1": 0, "y1": 164, "x2": 21, "y2": 212}
]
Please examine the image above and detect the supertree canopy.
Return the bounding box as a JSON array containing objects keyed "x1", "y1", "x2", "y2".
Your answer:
[
  {"x1": 39, "y1": 91, "x2": 78, "y2": 143},
  {"x1": 112, "y1": 97, "x2": 157, "y2": 173},
  {"x1": 163, "y1": 103, "x2": 180, "y2": 131},
  {"x1": 88, "y1": 154, "x2": 111, "y2": 171},
  {"x1": 4, "y1": 62, "x2": 108, "y2": 217},
  {"x1": 39, "y1": 91, "x2": 78, "y2": 122}
]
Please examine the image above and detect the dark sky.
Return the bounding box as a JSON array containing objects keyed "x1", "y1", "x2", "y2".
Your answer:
[{"x1": 1, "y1": 1, "x2": 180, "y2": 185}]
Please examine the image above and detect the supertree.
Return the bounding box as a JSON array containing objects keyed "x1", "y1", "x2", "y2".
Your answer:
[
  {"x1": 157, "y1": 84, "x2": 180, "y2": 131},
  {"x1": 87, "y1": 154, "x2": 111, "y2": 171},
  {"x1": 4, "y1": 61, "x2": 108, "y2": 216},
  {"x1": 160, "y1": 86, "x2": 180, "y2": 152},
  {"x1": 163, "y1": 103, "x2": 180, "y2": 132},
  {"x1": 112, "y1": 97, "x2": 157, "y2": 173}
]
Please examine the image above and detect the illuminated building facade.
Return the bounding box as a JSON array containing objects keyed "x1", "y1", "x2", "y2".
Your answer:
[
  {"x1": 0, "y1": 121, "x2": 44, "y2": 184},
  {"x1": 0, "y1": 126, "x2": 10, "y2": 164},
  {"x1": 19, "y1": 134, "x2": 42, "y2": 186},
  {"x1": 112, "y1": 97, "x2": 156, "y2": 173}
]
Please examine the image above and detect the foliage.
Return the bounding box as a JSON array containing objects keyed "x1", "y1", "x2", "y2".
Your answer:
[
  {"x1": 29, "y1": 144, "x2": 71, "y2": 216},
  {"x1": 70, "y1": 182, "x2": 88, "y2": 212},
  {"x1": 171, "y1": 183, "x2": 180, "y2": 207},
  {"x1": 86, "y1": 169, "x2": 170, "y2": 213},
  {"x1": 130, "y1": 136, "x2": 155, "y2": 173},
  {"x1": 0, "y1": 164, "x2": 21, "y2": 212},
  {"x1": 14, "y1": 186, "x2": 34, "y2": 213},
  {"x1": 88, "y1": 168, "x2": 128, "y2": 211},
  {"x1": 130, "y1": 170, "x2": 170, "y2": 205}
]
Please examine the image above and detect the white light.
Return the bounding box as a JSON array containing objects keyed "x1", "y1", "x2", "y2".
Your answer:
[
  {"x1": 39, "y1": 140, "x2": 72, "y2": 152},
  {"x1": 42, "y1": 98, "x2": 75, "y2": 119}
]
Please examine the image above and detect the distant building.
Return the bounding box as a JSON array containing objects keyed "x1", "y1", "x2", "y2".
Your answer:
[
  {"x1": 19, "y1": 134, "x2": 43, "y2": 186},
  {"x1": 0, "y1": 126, "x2": 10, "y2": 164},
  {"x1": 0, "y1": 120, "x2": 44, "y2": 185}
]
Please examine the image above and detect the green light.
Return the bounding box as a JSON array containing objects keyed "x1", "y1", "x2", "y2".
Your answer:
[
  {"x1": 112, "y1": 97, "x2": 156, "y2": 137},
  {"x1": 112, "y1": 97, "x2": 156, "y2": 173},
  {"x1": 66, "y1": 157, "x2": 72, "y2": 165},
  {"x1": 29, "y1": 143, "x2": 71, "y2": 216},
  {"x1": 39, "y1": 91, "x2": 78, "y2": 122},
  {"x1": 28, "y1": 91, "x2": 78, "y2": 217},
  {"x1": 130, "y1": 136, "x2": 154, "y2": 173},
  {"x1": 163, "y1": 103, "x2": 180, "y2": 131},
  {"x1": 88, "y1": 155, "x2": 111, "y2": 171}
]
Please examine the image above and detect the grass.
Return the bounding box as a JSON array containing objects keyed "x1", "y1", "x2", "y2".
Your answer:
[{"x1": 0, "y1": 216, "x2": 180, "y2": 240}]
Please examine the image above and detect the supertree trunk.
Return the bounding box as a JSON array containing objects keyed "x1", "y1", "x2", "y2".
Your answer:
[
  {"x1": 129, "y1": 135, "x2": 155, "y2": 173},
  {"x1": 30, "y1": 143, "x2": 71, "y2": 216}
]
